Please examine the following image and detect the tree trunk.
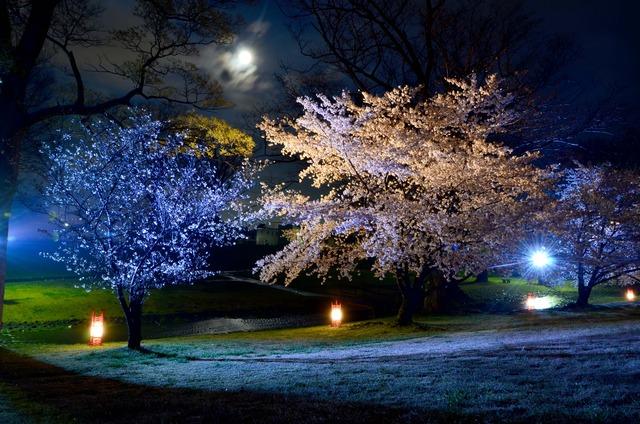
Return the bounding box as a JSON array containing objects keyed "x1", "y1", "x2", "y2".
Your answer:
[
  {"x1": 397, "y1": 285, "x2": 424, "y2": 326},
  {"x1": 574, "y1": 263, "x2": 592, "y2": 307},
  {"x1": 423, "y1": 270, "x2": 469, "y2": 314},
  {"x1": 0, "y1": 0, "x2": 59, "y2": 326},
  {"x1": 395, "y1": 267, "x2": 424, "y2": 326},
  {"x1": 126, "y1": 299, "x2": 143, "y2": 350},
  {"x1": 475, "y1": 269, "x2": 489, "y2": 283},
  {"x1": 576, "y1": 284, "x2": 592, "y2": 307},
  {"x1": 116, "y1": 286, "x2": 144, "y2": 350},
  {"x1": 0, "y1": 104, "x2": 22, "y2": 329}
]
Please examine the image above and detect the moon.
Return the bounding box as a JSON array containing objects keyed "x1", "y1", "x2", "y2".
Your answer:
[{"x1": 236, "y1": 48, "x2": 254, "y2": 68}]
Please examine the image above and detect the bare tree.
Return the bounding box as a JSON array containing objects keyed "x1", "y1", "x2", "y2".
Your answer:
[
  {"x1": 277, "y1": 1, "x2": 632, "y2": 156},
  {"x1": 280, "y1": 0, "x2": 572, "y2": 95},
  {"x1": 0, "y1": 0, "x2": 243, "y2": 327}
]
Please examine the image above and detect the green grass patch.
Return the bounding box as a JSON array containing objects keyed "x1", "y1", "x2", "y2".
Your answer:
[
  {"x1": 4, "y1": 307, "x2": 640, "y2": 423},
  {"x1": 3, "y1": 274, "x2": 633, "y2": 334},
  {"x1": 14, "y1": 306, "x2": 633, "y2": 360},
  {"x1": 3, "y1": 279, "x2": 326, "y2": 326},
  {"x1": 291, "y1": 271, "x2": 631, "y2": 313},
  {"x1": 461, "y1": 276, "x2": 627, "y2": 311}
]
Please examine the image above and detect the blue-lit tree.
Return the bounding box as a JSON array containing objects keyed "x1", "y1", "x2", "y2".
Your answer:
[
  {"x1": 553, "y1": 165, "x2": 640, "y2": 306},
  {"x1": 42, "y1": 113, "x2": 258, "y2": 349}
]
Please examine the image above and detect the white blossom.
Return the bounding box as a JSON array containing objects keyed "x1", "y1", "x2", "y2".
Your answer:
[
  {"x1": 42, "y1": 113, "x2": 259, "y2": 303},
  {"x1": 550, "y1": 164, "x2": 640, "y2": 304},
  {"x1": 255, "y1": 76, "x2": 549, "y2": 291}
]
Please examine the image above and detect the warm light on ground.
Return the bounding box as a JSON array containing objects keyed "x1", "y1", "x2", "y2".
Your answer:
[
  {"x1": 526, "y1": 294, "x2": 555, "y2": 310},
  {"x1": 89, "y1": 311, "x2": 105, "y2": 346},
  {"x1": 90, "y1": 321, "x2": 104, "y2": 338}
]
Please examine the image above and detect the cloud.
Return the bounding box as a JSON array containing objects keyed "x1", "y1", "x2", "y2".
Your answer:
[
  {"x1": 194, "y1": 18, "x2": 279, "y2": 113},
  {"x1": 247, "y1": 20, "x2": 271, "y2": 37}
]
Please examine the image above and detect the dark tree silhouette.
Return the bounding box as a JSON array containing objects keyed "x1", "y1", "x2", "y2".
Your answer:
[{"x1": 278, "y1": 0, "x2": 579, "y2": 101}]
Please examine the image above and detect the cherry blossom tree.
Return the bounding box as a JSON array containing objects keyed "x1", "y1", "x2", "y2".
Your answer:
[
  {"x1": 0, "y1": 0, "x2": 243, "y2": 325},
  {"x1": 42, "y1": 113, "x2": 258, "y2": 349},
  {"x1": 256, "y1": 75, "x2": 550, "y2": 324},
  {"x1": 552, "y1": 165, "x2": 640, "y2": 306}
]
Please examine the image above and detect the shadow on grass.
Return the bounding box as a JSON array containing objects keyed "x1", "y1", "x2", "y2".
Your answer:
[{"x1": 0, "y1": 347, "x2": 428, "y2": 423}]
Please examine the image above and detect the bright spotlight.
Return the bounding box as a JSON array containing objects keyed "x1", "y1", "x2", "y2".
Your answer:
[
  {"x1": 236, "y1": 48, "x2": 253, "y2": 67},
  {"x1": 530, "y1": 248, "x2": 552, "y2": 269}
]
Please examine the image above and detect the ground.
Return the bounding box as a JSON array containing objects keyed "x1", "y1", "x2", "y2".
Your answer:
[{"x1": 1, "y1": 276, "x2": 638, "y2": 422}]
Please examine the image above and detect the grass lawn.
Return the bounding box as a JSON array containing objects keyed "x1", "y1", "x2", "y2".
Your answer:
[
  {"x1": 2, "y1": 306, "x2": 640, "y2": 423},
  {"x1": 291, "y1": 272, "x2": 629, "y2": 312},
  {"x1": 2, "y1": 277, "x2": 332, "y2": 345},
  {"x1": 1, "y1": 274, "x2": 631, "y2": 345},
  {"x1": 460, "y1": 276, "x2": 626, "y2": 310},
  {"x1": 1, "y1": 274, "x2": 638, "y2": 422},
  {"x1": 2, "y1": 278, "x2": 327, "y2": 325}
]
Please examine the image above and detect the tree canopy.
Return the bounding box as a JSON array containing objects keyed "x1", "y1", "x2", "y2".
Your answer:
[
  {"x1": 42, "y1": 112, "x2": 259, "y2": 348},
  {"x1": 256, "y1": 75, "x2": 550, "y2": 323},
  {"x1": 168, "y1": 113, "x2": 255, "y2": 159},
  {"x1": 551, "y1": 165, "x2": 640, "y2": 306}
]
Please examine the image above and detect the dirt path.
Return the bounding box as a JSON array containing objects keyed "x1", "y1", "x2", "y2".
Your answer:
[
  {"x1": 221, "y1": 272, "x2": 328, "y2": 298},
  {"x1": 157, "y1": 314, "x2": 328, "y2": 338}
]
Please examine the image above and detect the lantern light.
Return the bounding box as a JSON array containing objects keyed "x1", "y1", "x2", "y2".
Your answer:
[
  {"x1": 89, "y1": 311, "x2": 105, "y2": 346},
  {"x1": 626, "y1": 289, "x2": 636, "y2": 301},
  {"x1": 330, "y1": 302, "x2": 343, "y2": 327}
]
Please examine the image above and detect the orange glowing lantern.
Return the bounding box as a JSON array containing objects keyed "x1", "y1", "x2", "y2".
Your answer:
[
  {"x1": 330, "y1": 302, "x2": 343, "y2": 327},
  {"x1": 89, "y1": 311, "x2": 105, "y2": 346},
  {"x1": 626, "y1": 289, "x2": 636, "y2": 302}
]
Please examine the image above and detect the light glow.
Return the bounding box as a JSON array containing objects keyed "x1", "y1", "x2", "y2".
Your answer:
[
  {"x1": 90, "y1": 321, "x2": 104, "y2": 338},
  {"x1": 626, "y1": 289, "x2": 636, "y2": 301},
  {"x1": 525, "y1": 294, "x2": 555, "y2": 310},
  {"x1": 530, "y1": 248, "x2": 552, "y2": 269},
  {"x1": 236, "y1": 48, "x2": 253, "y2": 67},
  {"x1": 89, "y1": 311, "x2": 105, "y2": 346},
  {"x1": 330, "y1": 302, "x2": 343, "y2": 327}
]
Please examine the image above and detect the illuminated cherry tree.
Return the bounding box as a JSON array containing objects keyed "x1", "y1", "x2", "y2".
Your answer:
[
  {"x1": 256, "y1": 76, "x2": 549, "y2": 324},
  {"x1": 42, "y1": 113, "x2": 258, "y2": 349},
  {"x1": 552, "y1": 165, "x2": 640, "y2": 306}
]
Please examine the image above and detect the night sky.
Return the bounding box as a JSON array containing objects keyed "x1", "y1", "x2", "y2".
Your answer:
[
  {"x1": 220, "y1": 0, "x2": 640, "y2": 121},
  {"x1": 7, "y1": 0, "x2": 640, "y2": 272},
  {"x1": 531, "y1": 0, "x2": 640, "y2": 102}
]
